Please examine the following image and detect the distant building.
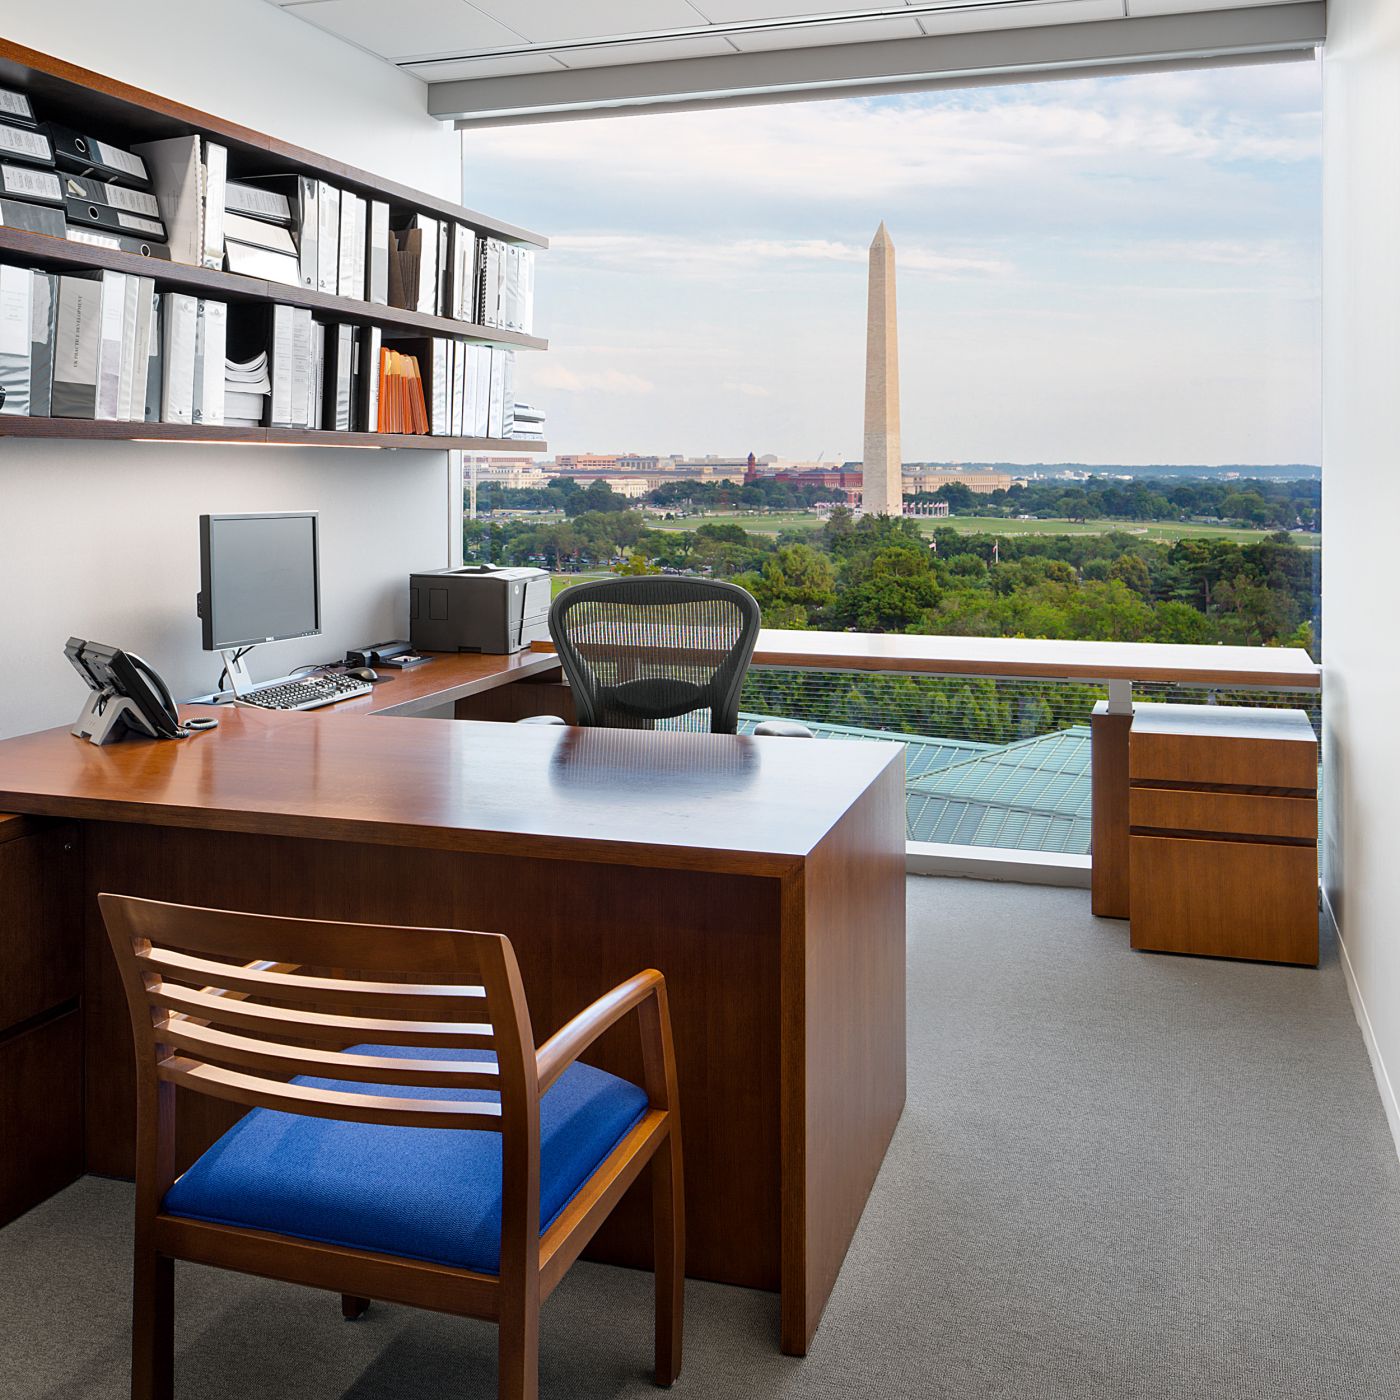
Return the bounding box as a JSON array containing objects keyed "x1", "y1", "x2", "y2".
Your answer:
[
  {"x1": 904, "y1": 468, "x2": 1013, "y2": 496},
  {"x1": 470, "y1": 457, "x2": 549, "y2": 491}
]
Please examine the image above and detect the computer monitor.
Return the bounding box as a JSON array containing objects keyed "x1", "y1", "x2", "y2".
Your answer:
[{"x1": 198, "y1": 512, "x2": 321, "y2": 653}]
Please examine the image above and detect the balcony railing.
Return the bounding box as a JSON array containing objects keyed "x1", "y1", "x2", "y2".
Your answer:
[{"x1": 739, "y1": 669, "x2": 1321, "y2": 858}]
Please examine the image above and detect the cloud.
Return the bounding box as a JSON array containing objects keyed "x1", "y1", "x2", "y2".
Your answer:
[
  {"x1": 531, "y1": 365, "x2": 654, "y2": 395},
  {"x1": 548, "y1": 232, "x2": 1008, "y2": 279},
  {"x1": 462, "y1": 62, "x2": 1322, "y2": 464}
]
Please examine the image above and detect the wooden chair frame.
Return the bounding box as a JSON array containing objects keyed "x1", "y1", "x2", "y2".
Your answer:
[{"x1": 99, "y1": 894, "x2": 684, "y2": 1400}]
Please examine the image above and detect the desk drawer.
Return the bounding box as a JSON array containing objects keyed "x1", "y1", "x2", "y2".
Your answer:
[
  {"x1": 1129, "y1": 834, "x2": 1317, "y2": 965},
  {"x1": 0, "y1": 1007, "x2": 83, "y2": 1225},
  {"x1": 1129, "y1": 787, "x2": 1316, "y2": 841},
  {"x1": 1129, "y1": 731, "x2": 1316, "y2": 791},
  {"x1": 0, "y1": 822, "x2": 82, "y2": 1032}
]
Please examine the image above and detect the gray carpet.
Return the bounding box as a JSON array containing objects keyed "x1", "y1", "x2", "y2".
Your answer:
[{"x1": 4, "y1": 878, "x2": 1399, "y2": 1400}]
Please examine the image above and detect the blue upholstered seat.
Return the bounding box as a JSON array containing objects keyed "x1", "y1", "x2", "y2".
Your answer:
[{"x1": 162, "y1": 1045, "x2": 649, "y2": 1275}]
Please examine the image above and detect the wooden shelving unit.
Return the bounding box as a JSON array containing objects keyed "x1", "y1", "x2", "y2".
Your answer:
[{"x1": 0, "y1": 39, "x2": 548, "y2": 454}]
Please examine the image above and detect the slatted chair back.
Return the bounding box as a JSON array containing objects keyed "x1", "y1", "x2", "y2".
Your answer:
[
  {"x1": 99, "y1": 895, "x2": 541, "y2": 1236},
  {"x1": 549, "y1": 576, "x2": 761, "y2": 734}
]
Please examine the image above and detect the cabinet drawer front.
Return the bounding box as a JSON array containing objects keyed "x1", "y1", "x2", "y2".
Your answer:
[
  {"x1": 0, "y1": 1008, "x2": 83, "y2": 1225},
  {"x1": 1129, "y1": 834, "x2": 1317, "y2": 965},
  {"x1": 0, "y1": 824, "x2": 82, "y2": 1032},
  {"x1": 1129, "y1": 731, "x2": 1316, "y2": 791},
  {"x1": 1129, "y1": 787, "x2": 1316, "y2": 840}
]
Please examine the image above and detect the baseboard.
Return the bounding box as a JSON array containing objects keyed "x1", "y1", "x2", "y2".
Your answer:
[
  {"x1": 905, "y1": 843, "x2": 1091, "y2": 887},
  {"x1": 1323, "y1": 887, "x2": 1400, "y2": 1164}
]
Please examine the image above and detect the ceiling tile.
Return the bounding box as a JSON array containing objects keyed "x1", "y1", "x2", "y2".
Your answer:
[
  {"x1": 469, "y1": 0, "x2": 711, "y2": 45},
  {"x1": 406, "y1": 53, "x2": 570, "y2": 81},
  {"x1": 553, "y1": 34, "x2": 741, "y2": 68},
  {"x1": 918, "y1": 0, "x2": 1125, "y2": 35},
  {"x1": 282, "y1": 0, "x2": 524, "y2": 60},
  {"x1": 690, "y1": 0, "x2": 911, "y2": 19},
  {"x1": 1127, "y1": 0, "x2": 1302, "y2": 15},
  {"x1": 729, "y1": 16, "x2": 925, "y2": 50}
]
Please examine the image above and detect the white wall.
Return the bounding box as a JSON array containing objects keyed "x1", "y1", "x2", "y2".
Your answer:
[
  {"x1": 1321, "y1": 0, "x2": 1400, "y2": 1153},
  {"x1": 0, "y1": 0, "x2": 462, "y2": 739}
]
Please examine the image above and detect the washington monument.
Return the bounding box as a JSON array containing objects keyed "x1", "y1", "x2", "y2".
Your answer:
[{"x1": 862, "y1": 222, "x2": 902, "y2": 516}]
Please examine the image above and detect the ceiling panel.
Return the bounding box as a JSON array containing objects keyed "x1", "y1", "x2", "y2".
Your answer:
[
  {"x1": 554, "y1": 35, "x2": 741, "y2": 68},
  {"x1": 730, "y1": 16, "x2": 925, "y2": 51},
  {"x1": 690, "y1": 0, "x2": 913, "y2": 19},
  {"x1": 919, "y1": 0, "x2": 1126, "y2": 35},
  {"x1": 280, "y1": 0, "x2": 524, "y2": 60},
  {"x1": 467, "y1": 0, "x2": 712, "y2": 45}
]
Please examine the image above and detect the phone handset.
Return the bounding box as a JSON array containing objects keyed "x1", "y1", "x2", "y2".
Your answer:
[{"x1": 125, "y1": 653, "x2": 184, "y2": 738}]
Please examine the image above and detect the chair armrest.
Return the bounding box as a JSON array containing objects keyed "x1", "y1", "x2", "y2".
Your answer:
[{"x1": 535, "y1": 969, "x2": 665, "y2": 1095}]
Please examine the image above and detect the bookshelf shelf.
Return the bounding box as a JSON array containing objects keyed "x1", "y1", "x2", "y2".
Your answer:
[
  {"x1": 0, "y1": 227, "x2": 549, "y2": 351},
  {"x1": 0, "y1": 416, "x2": 546, "y2": 453}
]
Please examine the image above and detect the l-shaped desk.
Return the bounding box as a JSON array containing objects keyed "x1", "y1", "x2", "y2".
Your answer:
[
  {"x1": 0, "y1": 650, "x2": 906, "y2": 1357},
  {"x1": 0, "y1": 632, "x2": 1319, "y2": 1355}
]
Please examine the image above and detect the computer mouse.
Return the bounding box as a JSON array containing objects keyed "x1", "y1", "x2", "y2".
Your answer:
[{"x1": 347, "y1": 667, "x2": 379, "y2": 682}]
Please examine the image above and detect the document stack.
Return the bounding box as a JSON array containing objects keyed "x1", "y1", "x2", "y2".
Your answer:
[
  {"x1": 132, "y1": 134, "x2": 225, "y2": 269},
  {"x1": 0, "y1": 84, "x2": 172, "y2": 258},
  {"x1": 377, "y1": 348, "x2": 429, "y2": 434},
  {"x1": 224, "y1": 349, "x2": 271, "y2": 428},
  {"x1": 0, "y1": 87, "x2": 63, "y2": 241},
  {"x1": 511, "y1": 403, "x2": 546, "y2": 444}
]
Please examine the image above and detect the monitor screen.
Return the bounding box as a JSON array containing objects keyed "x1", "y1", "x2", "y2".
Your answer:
[{"x1": 199, "y1": 512, "x2": 321, "y2": 651}]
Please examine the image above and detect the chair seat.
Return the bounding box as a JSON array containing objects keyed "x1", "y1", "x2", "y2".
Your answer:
[{"x1": 162, "y1": 1045, "x2": 649, "y2": 1275}]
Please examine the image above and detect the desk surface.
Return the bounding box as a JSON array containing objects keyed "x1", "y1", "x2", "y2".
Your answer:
[
  {"x1": 533, "y1": 629, "x2": 1322, "y2": 689},
  {"x1": 0, "y1": 707, "x2": 901, "y2": 877}
]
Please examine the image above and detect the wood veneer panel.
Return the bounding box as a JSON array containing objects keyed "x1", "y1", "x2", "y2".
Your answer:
[
  {"x1": 0, "y1": 821, "x2": 82, "y2": 1032},
  {"x1": 0, "y1": 711, "x2": 894, "y2": 877},
  {"x1": 1128, "y1": 703, "x2": 1317, "y2": 791},
  {"x1": 81, "y1": 822, "x2": 784, "y2": 1290},
  {"x1": 1091, "y1": 705, "x2": 1132, "y2": 919},
  {"x1": 781, "y1": 756, "x2": 906, "y2": 1354},
  {"x1": 1129, "y1": 834, "x2": 1318, "y2": 965},
  {"x1": 0, "y1": 1008, "x2": 83, "y2": 1225},
  {"x1": 1129, "y1": 787, "x2": 1317, "y2": 841}
]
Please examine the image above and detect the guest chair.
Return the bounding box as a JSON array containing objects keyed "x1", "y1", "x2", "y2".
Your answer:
[
  {"x1": 530, "y1": 576, "x2": 811, "y2": 737},
  {"x1": 100, "y1": 894, "x2": 684, "y2": 1400}
]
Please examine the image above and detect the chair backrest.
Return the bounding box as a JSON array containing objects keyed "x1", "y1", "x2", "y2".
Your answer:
[
  {"x1": 550, "y1": 576, "x2": 761, "y2": 734},
  {"x1": 99, "y1": 895, "x2": 540, "y2": 1137}
]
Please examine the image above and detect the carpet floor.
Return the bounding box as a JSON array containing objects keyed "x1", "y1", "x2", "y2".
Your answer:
[{"x1": 3, "y1": 878, "x2": 1399, "y2": 1400}]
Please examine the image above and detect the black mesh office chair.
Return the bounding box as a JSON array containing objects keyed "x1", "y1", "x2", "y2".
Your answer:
[{"x1": 525, "y1": 577, "x2": 811, "y2": 737}]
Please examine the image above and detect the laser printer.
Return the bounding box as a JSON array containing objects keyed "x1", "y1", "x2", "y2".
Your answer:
[{"x1": 409, "y1": 564, "x2": 551, "y2": 654}]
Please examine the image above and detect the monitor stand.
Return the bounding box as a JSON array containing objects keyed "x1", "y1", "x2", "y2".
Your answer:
[{"x1": 220, "y1": 648, "x2": 257, "y2": 700}]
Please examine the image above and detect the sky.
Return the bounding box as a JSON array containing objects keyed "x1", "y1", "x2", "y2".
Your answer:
[{"x1": 461, "y1": 59, "x2": 1322, "y2": 466}]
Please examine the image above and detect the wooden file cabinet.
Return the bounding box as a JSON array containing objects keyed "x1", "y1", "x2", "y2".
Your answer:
[
  {"x1": 0, "y1": 815, "x2": 84, "y2": 1225},
  {"x1": 1127, "y1": 705, "x2": 1318, "y2": 966}
]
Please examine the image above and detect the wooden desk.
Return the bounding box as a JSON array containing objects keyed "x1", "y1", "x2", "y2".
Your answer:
[{"x1": 0, "y1": 706, "x2": 905, "y2": 1356}]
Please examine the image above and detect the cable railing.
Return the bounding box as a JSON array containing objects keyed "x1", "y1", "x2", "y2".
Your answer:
[{"x1": 739, "y1": 668, "x2": 1320, "y2": 856}]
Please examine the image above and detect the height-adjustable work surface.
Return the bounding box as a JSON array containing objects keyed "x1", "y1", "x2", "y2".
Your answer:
[{"x1": 0, "y1": 668, "x2": 906, "y2": 1357}]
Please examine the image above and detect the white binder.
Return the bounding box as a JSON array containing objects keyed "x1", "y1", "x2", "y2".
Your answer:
[
  {"x1": 317, "y1": 184, "x2": 340, "y2": 296},
  {"x1": 194, "y1": 299, "x2": 227, "y2": 426},
  {"x1": 95, "y1": 271, "x2": 128, "y2": 421},
  {"x1": 160, "y1": 292, "x2": 199, "y2": 424},
  {"x1": 0, "y1": 263, "x2": 32, "y2": 417}
]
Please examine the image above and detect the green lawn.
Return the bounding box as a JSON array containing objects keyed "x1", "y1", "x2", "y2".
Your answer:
[
  {"x1": 550, "y1": 571, "x2": 611, "y2": 598},
  {"x1": 643, "y1": 510, "x2": 1319, "y2": 549}
]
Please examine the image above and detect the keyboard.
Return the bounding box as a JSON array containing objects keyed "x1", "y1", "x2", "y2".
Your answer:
[{"x1": 239, "y1": 673, "x2": 374, "y2": 711}]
